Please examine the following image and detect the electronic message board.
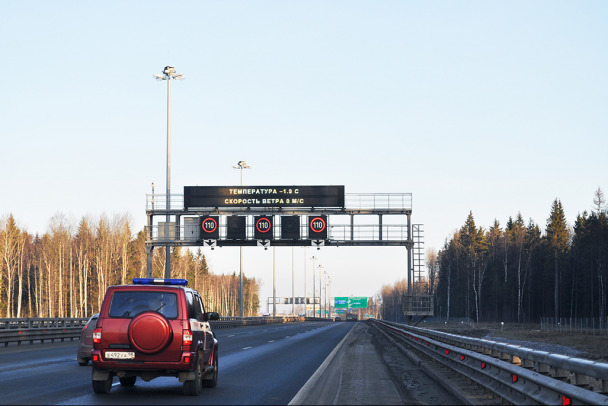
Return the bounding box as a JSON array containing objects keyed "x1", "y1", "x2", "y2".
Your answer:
[
  {"x1": 308, "y1": 215, "x2": 327, "y2": 239},
  {"x1": 226, "y1": 216, "x2": 246, "y2": 240},
  {"x1": 254, "y1": 215, "x2": 273, "y2": 240},
  {"x1": 281, "y1": 215, "x2": 300, "y2": 240},
  {"x1": 184, "y1": 186, "x2": 345, "y2": 209},
  {"x1": 199, "y1": 216, "x2": 219, "y2": 240}
]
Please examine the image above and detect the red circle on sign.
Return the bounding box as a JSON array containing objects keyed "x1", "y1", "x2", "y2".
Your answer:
[
  {"x1": 309, "y1": 217, "x2": 326, "y2": 233},
  {"x1": 202, "y1": 218, "x2": 218, "y2": 233},
  {"x1": 256, "y1": 218, "x2": 271, "y2": 233}
]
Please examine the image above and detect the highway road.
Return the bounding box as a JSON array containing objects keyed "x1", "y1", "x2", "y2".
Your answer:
[{"x1": 0, "y1": 321, "x2": 353, "y2": 405}]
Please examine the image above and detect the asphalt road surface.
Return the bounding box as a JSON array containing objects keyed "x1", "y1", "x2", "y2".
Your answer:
[{"x1": 0, "y1": 321, "x2": 353, "y2": 405}]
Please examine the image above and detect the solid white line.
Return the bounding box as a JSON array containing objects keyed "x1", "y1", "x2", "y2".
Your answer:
[
  {"x1": 242, "y1": 346, "x2": 252, "y2": 350},
  {"x1": 268, "y1": 340, "x2": 275, "y2": 343}
]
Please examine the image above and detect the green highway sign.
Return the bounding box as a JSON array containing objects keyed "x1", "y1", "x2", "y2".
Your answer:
[
  {"x1": 334, "y1": 297, "x2": 348, "y2": 308},
  {"x1": 334, "y1": 296, "x2": 368, "y2": 309}
]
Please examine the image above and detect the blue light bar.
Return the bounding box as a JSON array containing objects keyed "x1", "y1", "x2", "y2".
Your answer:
[{"x1": 132, "y1": 278, "x2": 188, "y2": 286}]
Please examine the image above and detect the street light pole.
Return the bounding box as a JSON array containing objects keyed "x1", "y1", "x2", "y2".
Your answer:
[
  {"x1": 154, "y1": 66, "x2": 184, "y2": 279},
  {"x1": 303, "y1": 247, "x2": 307, "y2": 316},
  {"x1": 292, "y1": 246, "x2": 295, "y2": 316},
  {"x1": 327, "y1": 275, "x2": 332, "y2": 319},
  {"x1": 318, "y1": 264, "x2": 323, "y2": 318},
  {"x1": 311, "y1": 256, "x2": 317, "y2": 317},
  {"x1": 273, "y1": 247, "x2": 276, "y2": 317},
  {"x1": 233, "y1": 161, "x2": 251, "y2": 318}
]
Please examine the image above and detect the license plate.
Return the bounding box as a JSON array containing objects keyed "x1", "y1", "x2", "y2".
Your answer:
[{"x1": 105, "y1": 351, "x2": 135, "y2": 360}]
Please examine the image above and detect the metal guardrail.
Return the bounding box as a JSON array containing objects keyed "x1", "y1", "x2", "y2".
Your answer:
[
  {"x1": 0, "y1": 316, "x2": 327, "y2": 346},
  {"x1": 0, "y1": 318, "x2": 89, "y2": 346},
  {"x1": 372, "y1": 319, "x2": 608, "y2": 405}
]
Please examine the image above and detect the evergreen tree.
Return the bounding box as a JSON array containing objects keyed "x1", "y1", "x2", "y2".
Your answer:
[{"x1": 545, "y1": 199, "x2": 570, "y2": 323}]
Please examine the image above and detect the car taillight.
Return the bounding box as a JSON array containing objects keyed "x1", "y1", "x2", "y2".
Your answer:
[
  {"x1": 183, "y1": 330, "x2": 193, "y2": 346},
  {"x1": 93, "y1": 328, "x2": 102, "y2": 344}
]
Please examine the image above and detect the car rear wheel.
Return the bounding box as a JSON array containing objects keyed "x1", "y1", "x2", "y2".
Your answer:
[
  {"x1": 92, "y1": 375, "x2": 113, "y2": 394},
  {"x1": 119, "y1": 376, "x2": 136, "y2": 386},
  {"x1": 183, "y1": 356, "x2": 203, "y2": 396}
]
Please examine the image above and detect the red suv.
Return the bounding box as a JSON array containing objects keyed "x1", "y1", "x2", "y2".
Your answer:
[{"x1": 91, "y1": 278, "x2": 219, "y2": 395}]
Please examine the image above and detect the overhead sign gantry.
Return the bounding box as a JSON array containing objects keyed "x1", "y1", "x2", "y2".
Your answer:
[
  {"x1": 147, "y1": 185, "x2": 412, "y2": 248},
  {"x1": 144, "y1": 184, "x2": 431, "y2": 316}
]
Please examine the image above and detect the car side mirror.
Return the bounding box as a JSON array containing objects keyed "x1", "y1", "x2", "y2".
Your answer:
[{"x1": 203, "y1": 312, "x2": 220, "y2": 321}]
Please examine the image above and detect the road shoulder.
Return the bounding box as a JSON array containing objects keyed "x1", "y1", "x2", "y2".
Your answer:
[{"x1": 289, "y1": 321, "x2": 405, "y2": 405}]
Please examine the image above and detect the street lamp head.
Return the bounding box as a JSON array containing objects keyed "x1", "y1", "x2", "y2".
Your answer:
[
  {"x1": 155, "y1": 66, "x2": 184, "y2": 81},
  {"x1": 235, "y1": 161, "x2": 251, "y2": 169}
]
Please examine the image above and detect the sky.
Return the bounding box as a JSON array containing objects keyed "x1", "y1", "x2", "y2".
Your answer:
[{"x1": 2, "y1": 1, "x2": 607, "y2": 313}]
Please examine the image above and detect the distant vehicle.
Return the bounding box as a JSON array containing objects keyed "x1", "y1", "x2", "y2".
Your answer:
[
  {"x1": 91, "y1": 278, "x2": 220, "y2": 395},
  {"x1": 345, "y1": 313, "x2": 358, "y2": 322},
  {"x1": 334, "y1": 316, "x2": 342, "y2": 322},
  {"x1": 77, "y1": 313, "x2": 99, "y2": 366}
]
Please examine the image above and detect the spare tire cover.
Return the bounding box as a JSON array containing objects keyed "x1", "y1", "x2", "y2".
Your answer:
[{"x1": 128, "y1": 312, "x2": 172, "y2": 354}]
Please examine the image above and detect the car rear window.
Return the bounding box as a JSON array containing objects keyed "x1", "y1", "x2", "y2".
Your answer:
[{"x1": 108, "y1": 291, "x2": 178, "y2": 319}]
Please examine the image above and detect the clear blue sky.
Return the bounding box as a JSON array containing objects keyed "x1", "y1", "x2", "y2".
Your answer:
[{"x1": 2, "y1": 1, "x2": 607, "y2": 309}]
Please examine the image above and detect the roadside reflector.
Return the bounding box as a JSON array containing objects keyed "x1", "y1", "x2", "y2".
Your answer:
[
  {"x1": 481, "y1": 362, "x2": 486, "y2": 369},
  {"x1": 446, "y1": 349, "x2": 450, "y2": 355},
  {"x1": 512, "y1": 374, "x2": 519, "y2": 383},
  {"x1": 426, "y1": 342, "x2": 430, "y2": 346},
  {"x1": 562, "y1": 395, "x2": 571, "y2": 406},
  {"x1": 460, "y1": 355, "x2": 465, "y2": 361}
]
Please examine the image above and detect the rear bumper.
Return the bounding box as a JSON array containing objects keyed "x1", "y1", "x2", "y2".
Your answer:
[{"x1": 91, "y1": 350, "x2": 196, "y2": 372}]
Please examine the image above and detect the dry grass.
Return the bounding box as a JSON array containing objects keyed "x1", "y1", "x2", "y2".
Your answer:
[{"x1": 420, "y1": 322, "x2": 608, "y2": 363}]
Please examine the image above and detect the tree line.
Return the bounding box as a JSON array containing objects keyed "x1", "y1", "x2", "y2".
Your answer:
[
  {"x1": 378, "y1": 188, "x2": 607, "y2": 324},
  {"x1": 0, "y1": 213, "x2": 260, "y2": 318}
]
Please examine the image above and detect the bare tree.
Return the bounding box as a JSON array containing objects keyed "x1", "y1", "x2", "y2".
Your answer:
[
  {"x1": 0, "y1": 215, "x2": 25, "y2": 317},
  {"x1": 426, "y1": 248, "x2": 438, "y2": 295},
  {"x1": 593, "y1": 187, "x2": 606, "y2": 214}
]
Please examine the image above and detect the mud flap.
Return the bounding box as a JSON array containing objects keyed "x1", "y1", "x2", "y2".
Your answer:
[
  {"x1": 92, "y1": 368, "x2": 111, "y2": 381},
  {"x1": 178, "y1": 371, "x2": 196, "y2": 382}
]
